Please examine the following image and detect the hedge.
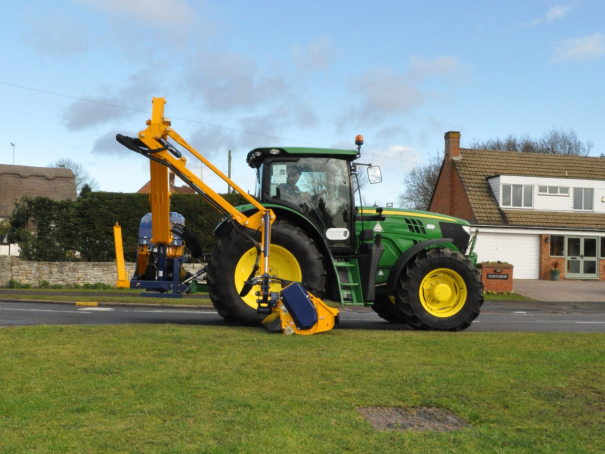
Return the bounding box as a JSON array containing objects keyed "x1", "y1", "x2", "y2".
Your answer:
[{"x1": 8, "y1": 191, "x2": 247, "y2": 262}]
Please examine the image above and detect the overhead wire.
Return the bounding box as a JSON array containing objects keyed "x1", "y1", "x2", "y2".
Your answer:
[
  {"x1": 0, "y1": 80, "x2": 428, "y2": 165},
  {"x1": 0, "y1": 81, "x2": 319, "y2": 146}
]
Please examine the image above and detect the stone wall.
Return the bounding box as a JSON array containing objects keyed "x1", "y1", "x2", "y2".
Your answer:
[{"x1": 0, "y1": 256, "x2": 205, "y2": 287}]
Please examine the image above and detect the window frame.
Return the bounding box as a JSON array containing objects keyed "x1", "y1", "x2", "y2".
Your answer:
[
  {"x1": 501, "y1": 183, "x2": 533, "y2": 209},
  {"x1": 573, "y1": 187, "x2": 594, "y2": 211},
  {"x1": 549, "y1": 235, "x2": 565, "y2": 257},
  {"x1": 538, "y1": 186, "x2": 569, "y2": 196}
]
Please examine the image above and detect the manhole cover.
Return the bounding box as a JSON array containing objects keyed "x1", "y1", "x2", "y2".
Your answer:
[{"x1": 357, "y1": 407, "x2": 470, "y2": 432}]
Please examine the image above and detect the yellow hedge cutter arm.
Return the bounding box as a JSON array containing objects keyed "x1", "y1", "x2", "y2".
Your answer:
[{"x1": 114, "y1": 97, "x2": 338, "y2": 334}]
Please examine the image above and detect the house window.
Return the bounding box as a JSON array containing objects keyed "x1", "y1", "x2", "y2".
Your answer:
[
  {"x1": 550, "y1": 235, "x2": 564, "y2": 257},
  {"x1": 502, "y1": 184, "x2": 533, "y2": 208},
  {"x1": 601, "y1": 238, "x2": 605, "y2": 258},
  {"x1": 538, "y1": 186, "x2": 569, "y2": 196},
  {"x1": 573, "y1": 188, "x2": 594, "y2": 211}
]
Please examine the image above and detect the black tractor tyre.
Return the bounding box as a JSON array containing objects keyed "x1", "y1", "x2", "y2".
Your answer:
[
  {"x1": 371, "y1": 295, "x2": 408, "y2": 324},
  {"x1": 207, "y1": 219, "x2": 327, "y2": 326},
  {"x1": 394, "y1": 248, "x2": 484, "y2": 331}
]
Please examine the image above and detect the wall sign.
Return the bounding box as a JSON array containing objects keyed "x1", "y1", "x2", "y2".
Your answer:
[{"x1": 487, "y1": 274, "x2": 509, "y2": 280}]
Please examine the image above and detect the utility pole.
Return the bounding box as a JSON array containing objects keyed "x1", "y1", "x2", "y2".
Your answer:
[
  {"x1": 228, "y1": 149, "x2": 232, "y2": 194},
  {"x1": 10, "y1": 142, "x2": 15, "y2": 165}
]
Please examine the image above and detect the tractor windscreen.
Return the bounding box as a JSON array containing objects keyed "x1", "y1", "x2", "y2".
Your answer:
[{"x1": 269, "y1": 158, "x2": 352, "y2": 246}]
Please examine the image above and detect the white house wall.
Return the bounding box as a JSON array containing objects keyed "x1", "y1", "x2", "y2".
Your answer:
[{"x1": 490, "y1": 175, "x2": 605, "y2": 213}]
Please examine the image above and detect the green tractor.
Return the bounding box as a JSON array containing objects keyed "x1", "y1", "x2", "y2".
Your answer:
[{"x1": 208, "y1": 139, "x2": 483, "y2": 331}]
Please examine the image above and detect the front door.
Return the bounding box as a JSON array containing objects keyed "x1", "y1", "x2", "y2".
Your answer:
[{"x1": 566, "y1": 237, "x2": 599, "y2": 279}]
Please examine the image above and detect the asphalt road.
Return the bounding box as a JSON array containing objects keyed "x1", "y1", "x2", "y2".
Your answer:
[{"x1": 1, "y1": 301, "x2": 604, "y2": 333}]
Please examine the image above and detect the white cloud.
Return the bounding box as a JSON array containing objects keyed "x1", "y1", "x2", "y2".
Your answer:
[
  {"x1": 291, "y1": 36, "x2": 340, "y2": 72},
  {"x1": 546, "y1": 4, "x2": 572, "y2": 23},
  {"x1": 74, "y1": 0, "x2": 196, "y2": 26},
  {"x1": 63, "y1": 71, "x2": 159, "y2": 130},
  {"x1": 339, "y1": 55, "x2": 466, "y2": 129},
  {"x1": 187, "y1": 126, "x2": 240, "y2": 164},
  {"x1": 524, "y1": 3, "x2": 573, "y2": 27},
  {"x1": 350, "y1": 68, "x2": 425, "y2": 116},
  {"x1": 26, "y1": 14, "x2": 90, "y2": 56},
  {"x1": 406, "y1": 56, "x2": 463, "y2": 82},
  {"x1": 73, "y1": 0, "x2": 212, "y2": 52},
  {"x1": 374, "y1": 125, "x2": 407, "y2": 141},
  {"x1": 92, "y1": 130, "x2": 130, "y2": 155},
  {"x1": 184, "y1": 50, "x2": 289, "y2": 112},
  {"x1": 552, "y1": 32, "x2": 605, "y2": 62}
]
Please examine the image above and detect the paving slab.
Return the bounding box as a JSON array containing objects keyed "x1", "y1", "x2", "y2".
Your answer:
[{"x1": 514, "y1": 279, "x2": 605, "y2": 303}]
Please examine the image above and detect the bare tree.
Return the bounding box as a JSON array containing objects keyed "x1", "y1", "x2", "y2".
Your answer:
[
  {"x1": 48, "y1": 158, "x2": 100, "y2": 194},
  {"x1": 398, "y1": 154, "x2": 442, "y2": 210},
  {"x1": 467, "y1": 128, "x2": 593, "y2": 156}
]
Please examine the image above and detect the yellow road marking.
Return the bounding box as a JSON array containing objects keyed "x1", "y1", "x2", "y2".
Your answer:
[{"x1": 76, "y1": 302, "x2": 98, "y2": 307}]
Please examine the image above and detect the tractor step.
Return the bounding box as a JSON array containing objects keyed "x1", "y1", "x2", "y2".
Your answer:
[{"x1": 335, "y1": 259, "x2": 365, "y2": 306}]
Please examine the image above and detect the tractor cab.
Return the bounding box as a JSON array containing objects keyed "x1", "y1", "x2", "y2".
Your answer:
[{"x1": 247, "y1": 146, "x2": 381, "y2": 251}]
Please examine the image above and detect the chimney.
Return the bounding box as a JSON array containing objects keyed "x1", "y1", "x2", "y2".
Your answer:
[
  {"x1": 444, "y1": 131, "x2": 461, "y2": 160},
  {"x1": 169, "y1": 172, "x2": 176, "y2": 189}
]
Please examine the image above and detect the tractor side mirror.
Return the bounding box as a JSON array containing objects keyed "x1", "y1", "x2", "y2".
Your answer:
[{"x1": 367, "y1": 166, "x2": 382, "y2": 184}]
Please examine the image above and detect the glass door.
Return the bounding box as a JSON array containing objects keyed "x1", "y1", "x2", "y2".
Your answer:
[{"x1": 566, "y1": 237, "x2": 598, "y2": 279}]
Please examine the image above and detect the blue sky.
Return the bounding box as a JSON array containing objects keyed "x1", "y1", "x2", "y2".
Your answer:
[{"x1": 1, "y1": 0, "x2": 604, "y2": 206}]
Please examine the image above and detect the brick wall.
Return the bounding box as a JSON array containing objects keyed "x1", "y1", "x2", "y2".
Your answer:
[
  {"x1": 0, "y1": 256, "x2": 204, "y2": 287},
  {"x1": 479, "y1": 263, "x2": 514, "y2": 292},
  {"x1": 429, "y1": 132, "x2": 476, "y2": 222}
]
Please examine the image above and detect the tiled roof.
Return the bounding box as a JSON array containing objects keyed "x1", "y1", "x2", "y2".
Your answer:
[
  {"x1": 0, "y1": 165, "x2": 76, "y2": 217},
  {"x1": 0, "y1": 165, "x2": 74, "y2": 179},
  {"x1": 454, "y1": 149, "x2": 605, "y2": 228}
]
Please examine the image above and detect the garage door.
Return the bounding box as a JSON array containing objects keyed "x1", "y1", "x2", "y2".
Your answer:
[{"x1": 473, "y1": 233, "x2": 540, "y2": 279}]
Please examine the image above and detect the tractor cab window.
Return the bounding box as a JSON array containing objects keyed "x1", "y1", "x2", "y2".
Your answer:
[
  {"x1": 255, "y1": 167, "x2": 262, "y2": 200},
  {"x1": 268, "y1": 158, "x2": 352, "y2": 246}
]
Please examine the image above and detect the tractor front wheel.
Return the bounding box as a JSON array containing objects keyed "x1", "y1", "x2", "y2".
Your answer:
[
  {"x1": 394, "y1": 248, "x2": 483, "y2": 331},
  {"x1": 208, "y1": 220, "x2": 326, "y2": 326}
]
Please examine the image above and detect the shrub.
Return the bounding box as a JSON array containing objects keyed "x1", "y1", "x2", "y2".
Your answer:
[
  {"x1": 52, "y1": 284, "x2": 63, "y2": 289},
  {"x1": 73, "y1": 283, "x2": 81, "y2": 289},
  {"x1": 82, "y1": 283, "x2": 93, "y2": 289},
  {"x1": 21, "y1": 283, "x2": 32, "y2": 289},
  {"x1": 8, "y1": 279, "x2": 20, "y2": 289},
  {"x1": 7, "y1": 192, "x2": 247, "y2": 262},
  {"x1": 40, "y1": 280, "x2": 50, "y2": 289}
]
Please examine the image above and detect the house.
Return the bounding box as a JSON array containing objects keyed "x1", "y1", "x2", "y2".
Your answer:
[
  {"x1": 0, "y1": 164, "x2": 77, "y2": 256},
  {"x1": 429, "y1": 132, "x2": 605, "y2": 280},
  {"x1": 137, "y1": 172, "x2": 196, "y2": 194}
]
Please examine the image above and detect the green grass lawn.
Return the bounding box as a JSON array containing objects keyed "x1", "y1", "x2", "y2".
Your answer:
[
  {"x1": 482, "y1": 292, "x2": 536, "y2": 302},
  {"x1": 0, "y1": 325, "x2": 603, "y2": 453}
]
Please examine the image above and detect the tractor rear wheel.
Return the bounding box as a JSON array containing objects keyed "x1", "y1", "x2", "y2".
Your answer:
[
  {"x1": 208, "y1": 220, "x2": 327, "y2": 326},
  {"x1": 371, "y1": 295, "x2": 408, "y2": 324},
  {"x1": 394, "y1": 248, "x2": 483, "y2": 331}
]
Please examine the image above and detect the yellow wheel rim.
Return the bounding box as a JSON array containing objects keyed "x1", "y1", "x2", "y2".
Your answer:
[
  {"x1": 234, "y1": 245, "x2": 302, "y2": 309},
  {"x1": 418, "y1": 268, "x2": 467, "y2": 318}
]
